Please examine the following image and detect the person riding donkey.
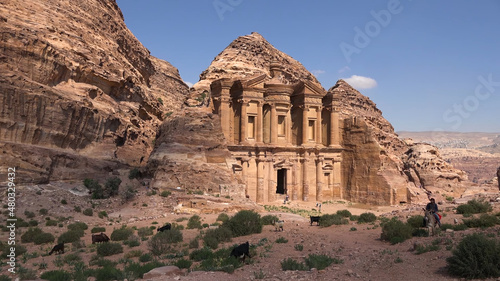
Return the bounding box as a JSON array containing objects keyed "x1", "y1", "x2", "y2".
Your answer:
[{"x1": 425, "y1": 198, "x2": 441, "y2": 227}]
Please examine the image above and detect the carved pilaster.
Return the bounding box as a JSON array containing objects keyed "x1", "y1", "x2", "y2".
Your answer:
[
  {"x1": 316, "y1": 157, "x2": 324, "y2": 202},
  {"x1": 256, "y1": 157, "x2": 265, "y2": 203},
  {"x1": 301, "y1": 157, "x2": 309, "y2": 201}
]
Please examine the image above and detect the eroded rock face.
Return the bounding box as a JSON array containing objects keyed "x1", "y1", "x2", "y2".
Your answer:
[
  {"x1": 402, "y1": 142, "x2": 468, "y2": 199},
  {"x1": 146, "y1": 109, "x2": 240, "y2": 193},
  {"x1": 0, "y1": 0, "x2": 188, "y2": 182},
  {"x1": 497, "y1": 166, "x2": 500, "y2": 190}
]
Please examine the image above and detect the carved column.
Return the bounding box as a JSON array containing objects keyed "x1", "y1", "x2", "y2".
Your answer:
[
  {"x1": 328, "y1": 172, "x2": 334, "y2": 198},
  {"x1": 256, "y1": 101, "x2": 263, "y2": 143},
  {"x1": 292, "y1": 160, "x2": 298, "y2": 201},
  {"x1": 330, "y1": 108, "x2": 340, "y2": 146},
  {"x1": 302, "y1": 106, "x2": 309, "y2": 145},
  {"x1": 302, "y1": 157, "x2": 309, "y2": 201},
  {"x1": 256, "y1": 157, "x2": 264, "y2": 203},
  {"x1": 286, "y1": 105, "x2": 292, "y2": 145},
  {"x1": 316, "y1": 106, "x2": 322, "y2": 145},
  {"x1": 267, "y1": 159, "x2": 275, "y2": 202},
  {"x1": 333, "y1": 158, "x2": 342, "y2": 199},
  {"x1": 240, "y1": 100, "x2": 247, "y2": 144},
  {"x1": 316, "y1": 157, "x2": 323, "y2": 202},
  {"x1": 241, "y1": 158, "x2": 249, "y2": 198},
  {"x1": 270, "y1": 103, "x2": 277, "y2": 144},
  {"x1": 286, "y1": 167, "x2": 292, "y2": 199}
]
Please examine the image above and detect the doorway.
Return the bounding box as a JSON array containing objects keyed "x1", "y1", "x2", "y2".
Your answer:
[{"x1": 276, "y1": 169, "x2": 287, "y2": 194}]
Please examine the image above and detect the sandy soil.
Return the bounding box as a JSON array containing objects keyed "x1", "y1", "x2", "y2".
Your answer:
[{"x1": 3, "y1": 182, "x2": 500, "y2": 281}]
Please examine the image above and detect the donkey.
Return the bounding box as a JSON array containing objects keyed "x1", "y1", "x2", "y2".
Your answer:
[{"x1": 423, "y1": 209, "x2": 437, "y2": 236}]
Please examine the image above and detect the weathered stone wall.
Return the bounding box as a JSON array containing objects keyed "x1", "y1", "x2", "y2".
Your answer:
[{"x1": 0, "y1": 0, "x2": 188, "y2": 183}]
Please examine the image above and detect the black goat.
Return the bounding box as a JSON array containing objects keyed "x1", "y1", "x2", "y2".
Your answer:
[
  {"x1": 310, "y1": 216, "x2": 320, "y2": 226},
  {"x1": 49, "y1": 243, "x2": 64, "y2": 255},
  {"x1": 92, "y1": 232, "x2": 110, "y2": 244},
  {"x1": 157, "y1": 223, "x2": 171, "y2": 232},
  {"x1": 230, "y1": 241, "x2": 251, "y2": 261}
]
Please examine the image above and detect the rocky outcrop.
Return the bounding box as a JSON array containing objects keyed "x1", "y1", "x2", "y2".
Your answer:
[
  {"x1": 402, "y1": 142, "x2": 468, "y2": 199},
  {"x1": 0, "y1": 0, "x2": 188, "y2": 182},
  {"x1": 146, "y1": 109, "x2": 240, "y2": 193}
]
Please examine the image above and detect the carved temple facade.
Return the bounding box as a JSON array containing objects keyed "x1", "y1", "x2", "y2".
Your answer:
[{"x1": 210, "y1": 63, "x2": 344, "y2": 203}]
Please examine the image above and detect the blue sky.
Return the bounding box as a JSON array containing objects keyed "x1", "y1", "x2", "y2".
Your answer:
[{"x1": 116, "y1": 0, "x2": 500, "y2": 133}]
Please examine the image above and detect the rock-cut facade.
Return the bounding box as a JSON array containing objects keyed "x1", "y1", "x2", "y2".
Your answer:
[{"x1": 210, "y1": 62, "x2": 343, "y2": 203}]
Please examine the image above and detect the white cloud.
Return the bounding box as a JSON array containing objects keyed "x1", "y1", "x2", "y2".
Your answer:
[
  {"x1": 342, "y1": 75, "x2": 377, "y2": 89},
  {"x1": 337, "y1": 66, "x2": 351, "y2": 73},
  {"x1": 184, "y1": 81, "x2": 194, "y2": 88},
  {"x1": 312, "y1": 70, "x2": 325, "y2": 76}
]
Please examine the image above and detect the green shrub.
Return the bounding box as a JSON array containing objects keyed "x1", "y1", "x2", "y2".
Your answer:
[
  {"x1": 203, "y1": 227, "x2": 232, "y2": 249},
  {"x1": 216, "y1": 213, "x2": 229, "y2": 222},
  {"x1": 148, "y1": 229, "x2": 183, "y2": 256},
  {"x1": 381, "y1": 218, "x2": 413, "y2": 244},
  {"x1": 104, "y1": 177, "x2": 122, "y2": 198},
  {"x1": 281, "y1": 257, "x2": 307, "y2": 271},
  {"x1": 93, "y1": 266, "x2": 123, "y2": 281},
  {"x1": 295, "y1": 244, "x2": 304, "y2": 251},
  {"x1": 407, "y1": 215, "x2": 425, "y2": 228},
  {"x1": 223, "y1": 210, "x2": 262, "y2": 237},
  {"x1": 57, "y1": 230, "x2": 84, "y2": 244},
  {"x1": 111, "y1": 227, "x2": 134, "y2": 241},
  {"x1": 68, "y1": 222, "x2": 88, "y2": 232},
  {"x1": 276, "y1": 237, "x2": 288, "y2": 243},
  {"x1": 196, "y1": 247, "x2": 241, "y2": 273},
  {"x1": 261, "y1": 215, "x2": 280, "y2": 225},
  {"x1": 24, "y1": 210, "x2": 36, "y2": 219},
  {"x1": 46, "y1": 220, "x2": 58, "y2": 227},
  {"x1": 160, "y1": 191, "x2": 171, "y2": 197},
  {"x1": 124, "y1": 235, "x2": 141, "y2": 248},
  {"x1": 175, "y1": 258, "x2": 192, "y2": 269},
  {"x1": 61, "y1": 199, "x2": 67, "y2": 205},
  {"x1": 39, "y1": 208, "x2": 48, "y2": 215},
  {"x1": 73, "y1": 206, "x2": 81, "y2": 213},
  {"x1": 447, "y1": 233, "x2": 500, "y2": 279},
  {"x1": 63, "y1": 253, "x2": 82, "y2": 265},
  {"x1": 33, "y1": 232, "x2": 55, "y2": 245},
  {"x1": 28, "y1": 220, "x2": 38, "y2": 226},
  {"x1": 97, "y1": 242, "x2": 123, "y2": 256},
  {"x1": 357, "y1": 212, "x2": 377, "y2": 223},
  {"x1": 463, "y1": 214, "x2": 499, "y2": 228},
  {"x1": 137, "y1": 227, "x2": 154, "y2": 238},
  {"x1": 189, "y1": 247, "x2": 214, "y2": 261},
  {"x1": 187, "y1": 215, "x2": 203, "y2": 229},
  {"x1": 124, "y1": 261, "x2": 165, "y2": 279},
  {"x1": 336, "y1": 209, "x2": 352, "y2": 218},
  {"x1": 128, "y1": 168, "x2": 142, "y2": 179},
  {"x1": 415, "y1": 243, "x2": 440, "y2": 255},
  {"x1": 85, "y1": 177, "x2": 122, "y2": 199},
  {"x1": 305, "y1": 254, "x2": 338, "y2": 270},
  {"x1": 456, "y1": 199, "x2": 492, "y2": 215},
  {"x1": 83, "y1": 208, "x2": 93, "y2": 216},
  {"x1": 98, "y1": 211, "x2": 108, "y2": 219},
  {"x1": 139, "y1": 253, "x2": 153, "y2": 263},
  {"x1": 91, "y1": 227, "x2": 106, "y2": 233},
  {"x1": 21, "y1": 227, "x2": 43, "y2": 243},
  {"x1": 320, "y1": 214, "x2": 348, "y2": 227},
  {"x1": 40, "y1": 270, "x2": 72, "y2": 281}
]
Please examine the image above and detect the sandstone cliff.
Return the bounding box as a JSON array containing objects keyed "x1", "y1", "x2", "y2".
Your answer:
[{"x1": 0, "y1": 0, "x2": 188, "y2": 182}]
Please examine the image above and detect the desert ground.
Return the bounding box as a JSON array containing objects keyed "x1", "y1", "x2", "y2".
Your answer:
[{"x1": 3, "y1": 179, "x2": 500, "y2": 281}]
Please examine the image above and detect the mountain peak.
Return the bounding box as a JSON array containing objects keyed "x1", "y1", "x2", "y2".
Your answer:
[{"x1": 193, "y1": 32, "x2": 322, "y2": 92}]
